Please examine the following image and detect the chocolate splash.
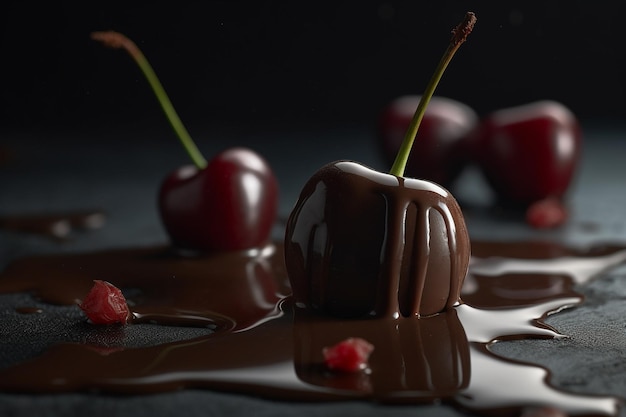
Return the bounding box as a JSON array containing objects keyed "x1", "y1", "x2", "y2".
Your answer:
[
  {"x1": 0, "y1": 211, "x2": 106, "y2": 240},
  {"x1": 0, "y1": 240, "x2": 624, "y2": 416}
]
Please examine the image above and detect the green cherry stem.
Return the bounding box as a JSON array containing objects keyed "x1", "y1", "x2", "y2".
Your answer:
[
  {"x1": 389, "y1": 12, "x2": 477, "y2": 178},
  {"x1": 91, "y1": 31, "x2": 207, "y2": 169}
]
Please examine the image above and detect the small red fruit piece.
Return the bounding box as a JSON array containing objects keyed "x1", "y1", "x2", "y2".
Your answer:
[
  {"x1": 322, "y1": 337, "x2": 374, "y2": 372},
  {"x1": 79, "y1": 280, "x2": 130, "y2": 325},
  {"x1": 526, "y1": 197, "x2": 568, "y2": 229}
]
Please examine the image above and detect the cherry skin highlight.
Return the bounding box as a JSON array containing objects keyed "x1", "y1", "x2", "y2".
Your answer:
[
  {"x1": 470, "y1": 100, "x2": 582, "y2": 206},
  {"x1": 378, "y1": 95, "x2": 478, "y2": 187},
  {"x1": 159, "y1": 147, "x2": 279, "y2": 252}
]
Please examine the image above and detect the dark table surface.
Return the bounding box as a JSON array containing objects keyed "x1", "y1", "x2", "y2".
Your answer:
[{"x1": 1, "y1": 122, "x2": 626, "y2": 417}]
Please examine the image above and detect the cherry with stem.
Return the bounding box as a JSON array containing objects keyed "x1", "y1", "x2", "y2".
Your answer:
[{"x1": 92, "y1": 31, "x2": 279, "y2": 252}]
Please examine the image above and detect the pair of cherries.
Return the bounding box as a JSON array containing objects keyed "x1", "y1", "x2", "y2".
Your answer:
[{"x1": 378, "y1": 96, "x2": 582, "y2": 227}]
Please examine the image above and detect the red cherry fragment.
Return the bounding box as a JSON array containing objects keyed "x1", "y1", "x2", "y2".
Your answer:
[
  {"x1": 322, "y1": 337, "x2": 374, "y2": 373},
  {"x1": 79, "y1": 280, "x2": 130, "y2": 325},
  {"x1": 525, "y1": 198, "x2": 568, "y2": 229}
]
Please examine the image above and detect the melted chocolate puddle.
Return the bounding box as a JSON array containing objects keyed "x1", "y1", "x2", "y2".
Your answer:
[
  {"x1": 0, "y1": 211, "x2": 106, "y2": 240},
  {"x1": 0, "y1": 241, "x2": 624, "y2": 416},
  {"x1": 15, "y1": 306, "x2": 43, "y2": 314}
]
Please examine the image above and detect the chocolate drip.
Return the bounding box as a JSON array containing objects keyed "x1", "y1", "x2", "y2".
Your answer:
[{"x1": 396, "y1": 195, "x2": 465, "y2": 317}]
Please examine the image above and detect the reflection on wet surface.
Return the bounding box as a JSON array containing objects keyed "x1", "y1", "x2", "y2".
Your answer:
[{"x1": 0, "y1": 241, "x2": 624, "y2": 416}]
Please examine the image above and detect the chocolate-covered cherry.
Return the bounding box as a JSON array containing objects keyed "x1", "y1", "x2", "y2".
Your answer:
[
  {"x1": 378, "y1": 95, "x2": 478, "y2": 187},
  {"x1": 92, "y1": 31, "x2": 278, "y2": 251},
  {"x1": 322, "y1": 337, "x2": 374, "y2": 373},
  {"x1": 471, "y1": 100, "x2": 582, "y2": 206},
  {"x1": 285, "y1": 161, "x2": 470, "y2": 317},
  {"x1": 285, "y1": 12, "x2": 476, "y2": 318}
]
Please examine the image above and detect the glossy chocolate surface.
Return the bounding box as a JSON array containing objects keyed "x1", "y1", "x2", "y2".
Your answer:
[
  {"x1": 0, "y1": 236, "x2": 624, "y2": 416},
  {"x1": 284, "y1": 161, "x2": 470, "y2": 318}
]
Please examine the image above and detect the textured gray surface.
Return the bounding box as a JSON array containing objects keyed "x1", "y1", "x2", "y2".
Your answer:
[{"x1": 1, "y1": 123, "x2": 626, "y2": 416}]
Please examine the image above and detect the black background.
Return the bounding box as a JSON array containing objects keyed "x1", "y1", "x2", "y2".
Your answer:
[{"x1": 1, "y1": 1, "x2": 625, "y2": 134}]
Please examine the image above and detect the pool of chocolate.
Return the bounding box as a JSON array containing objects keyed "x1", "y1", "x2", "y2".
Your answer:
[
  {"x1": 2, "y1": 126, "x2": 626, "y2": 417},
  {"x1": 0, "y1": 236, "x2": 624, "y2": 416}
]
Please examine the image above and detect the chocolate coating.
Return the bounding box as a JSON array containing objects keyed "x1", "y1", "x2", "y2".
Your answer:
[{"x1": 284, "y1": 161, "x2": 471, "y2": 318}]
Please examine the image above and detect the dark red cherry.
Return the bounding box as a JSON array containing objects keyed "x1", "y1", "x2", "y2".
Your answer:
[
  {"x1": 284, "y1": 161, "x2": 471, "y2": 318},
  {"x1": 378, "y1": 95, "x2": 478, "y2": 187},
  {"x1": 91, "y1": 32, "x2": 280, "y2": 252},
  {"x1": 159, "y1": 147, "x2": 279, "y2": 252},
  {"x1": 471, "y1": 100, "x2": 582, "y2": 206},
  {"x1": 79, "y1": 280, "x2": 130, "y2": 325}
]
